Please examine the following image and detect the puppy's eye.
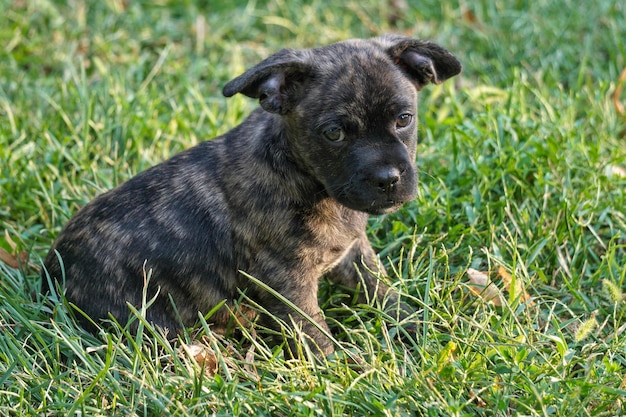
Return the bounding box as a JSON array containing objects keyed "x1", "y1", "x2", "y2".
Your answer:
[
  {"x1": 396, "y1": 113, "x2": 413, "y2": 129},
  {"x1": 323, "y1": 127, "x2": 345, "y2": 142}
]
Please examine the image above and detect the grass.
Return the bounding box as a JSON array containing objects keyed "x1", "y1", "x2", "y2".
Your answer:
[{"x1": 1, "y1": 0, "x2": 625, "y2": 415}]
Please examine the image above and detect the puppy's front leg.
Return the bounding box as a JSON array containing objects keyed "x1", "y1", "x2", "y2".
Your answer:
[
  {"x1": 257, "y1": 276, "x2": 335, "y2": 358},
  {"x1": 327, "y1": 235, "x2": 414, "y2": 325}
]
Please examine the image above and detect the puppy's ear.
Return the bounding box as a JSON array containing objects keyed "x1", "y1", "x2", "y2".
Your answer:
[
  {"x1": 222, "y1": 49, "x2": 313, "y2": 115},
  {"x1": 376, "y1": 35, "x2": 462, "y2": 90}
]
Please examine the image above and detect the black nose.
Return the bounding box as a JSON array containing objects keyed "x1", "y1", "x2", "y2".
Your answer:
[{"x1": 371, "y1": 167, "x2": 402, "y2": 194}]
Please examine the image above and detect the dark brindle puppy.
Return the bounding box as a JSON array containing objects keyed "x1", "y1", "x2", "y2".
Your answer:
[{"x1": 42, "y1": 35, "x2": 461, "y2": 356}]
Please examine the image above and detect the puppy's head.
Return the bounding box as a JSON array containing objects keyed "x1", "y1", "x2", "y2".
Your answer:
[{"x1": 223, "y1": 35, "x2": 461, "y2": 214}]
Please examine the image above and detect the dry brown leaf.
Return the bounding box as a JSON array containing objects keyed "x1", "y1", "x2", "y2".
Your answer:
[
  {"x1": 0, "y1": 247, "x2": 20, "y2": 268},
  {"x1": 243, "y1": 327, "x2": 260, "y2": 382},
  {"x1": 1, "y1": 231, "x2": 32, "y2": 269},
  {"x1": 497, "y1": 266, "x2": 534, "y2": 306},
  {"x1": 467, "y1": 268, "x2": 505, "y2": 306},
  {"x1": 181, "y1": 342, "x2": 218, "y2": 377},
  {"x1": 462, "y1": 9, "x2": 479, "y2": 24},
  {"x1": 462, "y1": 8, "x2": 486, "y2": 31},
  {"x1": 0, "y1": 247, "x2": 29, "y2": 269},
  {"x1": 614, "y1": 67, "x2": 626, "y2": 117},
  {"x1": 244, "y1": 327, "x2": 257, "y2": 364}
]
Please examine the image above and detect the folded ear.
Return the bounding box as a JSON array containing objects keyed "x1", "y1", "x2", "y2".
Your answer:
[
  {"x1": 375, "y1": 34, "x2": 462, "y2": 90},
  {"x1": 222, "y1": 48, "x2": 313, "y2": 115}
]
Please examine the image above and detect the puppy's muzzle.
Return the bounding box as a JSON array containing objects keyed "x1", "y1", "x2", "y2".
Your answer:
[
  {"x1": 340, "y1": 163, "x2": 416, "y2": 215},
  {"x1": 370, "y1": 166, "x2": 403, "y2": 195}
]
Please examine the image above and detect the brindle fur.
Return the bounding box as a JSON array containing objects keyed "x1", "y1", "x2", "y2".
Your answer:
[{"x1": 42, "y1": 35, "x2": 461, "y2": 356}]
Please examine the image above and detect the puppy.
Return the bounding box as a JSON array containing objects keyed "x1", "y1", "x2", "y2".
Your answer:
[{"x1": 42, "y1": 34, "x2": 461, "y2": 356}]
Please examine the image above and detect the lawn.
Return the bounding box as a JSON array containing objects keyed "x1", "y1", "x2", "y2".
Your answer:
[{"x1": 1, "y1": 0, "x2": 625, "y2": 415}]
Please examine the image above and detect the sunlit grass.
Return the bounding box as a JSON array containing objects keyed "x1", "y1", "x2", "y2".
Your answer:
[{"x1": 1, "y1": 0, "x2": 625, "y2": 415}]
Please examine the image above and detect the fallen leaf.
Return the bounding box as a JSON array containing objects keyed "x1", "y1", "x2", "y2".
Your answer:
[
  {"x1": 613, "y1": 66, "x2": 626, "y2": 117},
  {"x1": 242, "y1": 328, "x2": 261, "y2": 383},
  {"x1": 467, "y1": 268, "x2": 505, "y2": 306},
  {"x1": 1, "y1": 231, "x2": 32, "y2": 269},
  {"x1": 497, "y1": 266, "x2": 534, "y2": 306},
  {"x1": 244, "y1": 327, "x2": 257, "y2": 365},
  {"x1": 462, "y1": 9, "x2": 478, "y2": 24},
  {"x1": 462, "y1": 8, "x2": 486, "y2": 31},
  {"x1": 0, "y1": 247, "x2": 23, "y2": 269},
  {"x1": 181, "y1": 342, "x2": 218, "y2": 377}
]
